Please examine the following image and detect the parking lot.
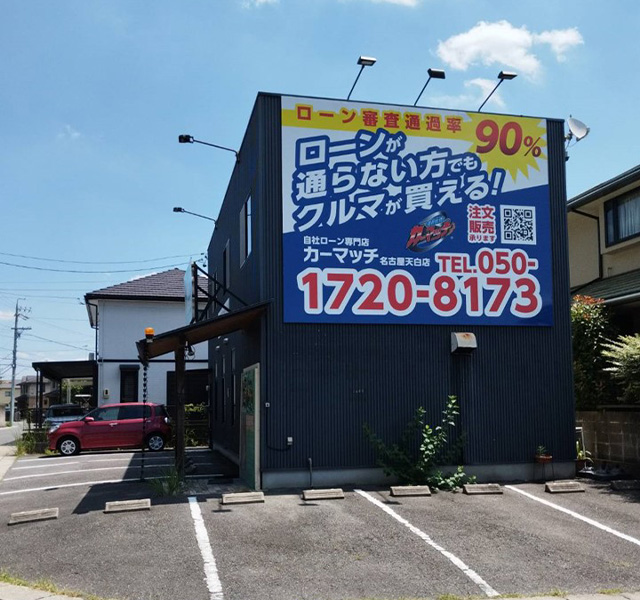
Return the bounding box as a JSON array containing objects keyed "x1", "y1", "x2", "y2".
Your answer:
[{"x1": 1, "y1": 450, "x2": 640, "y2": 600}]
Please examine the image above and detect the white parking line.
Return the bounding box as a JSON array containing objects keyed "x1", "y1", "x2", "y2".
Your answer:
[
  {"x1": 505, "y1": 485, "x2": 640, "y2": 548},
  {"x1": 188, "y1": 497, "x2": 224, "y2": 600},
  {"x1": 16, "y1": 451, "x2": 172, "y2": 464},
  {"x1": 4, "y1": 464, "x2": 174, "y2": 481},
  {"x1": 13, "y1": 462, "x2": 80, "y2": 470},
  {"x1": 355, "y1": 489, "x2": 499, "y2": 598},
  {"x1": 0, "y1": 477, "x2": 164, "y2": 496}
]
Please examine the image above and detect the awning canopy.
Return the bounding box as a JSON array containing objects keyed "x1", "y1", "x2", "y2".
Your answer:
[
  {"x1": 32, "y1": 360, "x2": 97, "y2": 381},
  {"x1": 137, "y1": 301, "x2": 269, "y2": 362}
]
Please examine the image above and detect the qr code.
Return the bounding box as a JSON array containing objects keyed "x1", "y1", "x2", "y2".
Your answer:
[{"x1": 500, "y1": 205, "x2": 536, "y2": 245}]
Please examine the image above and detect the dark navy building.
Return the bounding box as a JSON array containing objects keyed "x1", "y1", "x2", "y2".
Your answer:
[{"x1": 204, "y1": 92, "x2": 574, "y2": 489}]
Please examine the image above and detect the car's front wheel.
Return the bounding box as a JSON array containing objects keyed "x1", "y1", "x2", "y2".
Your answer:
[
  {"x1": 58, "y1": 436, "x2": 80, "y2": 456},
  {"x1": 146, "y1": 433, "x2": 165, "y2": 452}
]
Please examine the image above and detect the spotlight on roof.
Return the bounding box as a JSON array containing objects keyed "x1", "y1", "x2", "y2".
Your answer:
[
  {"x1": 347, "y1": 55, "x2": 377, "y2": 100},
  {"x1": 177, "y1": 134, "x2": 239, "y2": 161},
  {"x1": 478, "y1": 71, "x2": 518, "y2": 112},
  {"x1": 413, "y1": 68, "x2": 446, "y2": 106},
  {"x1": 357, "y1": 56, "x2": 377, "y2": 67}
]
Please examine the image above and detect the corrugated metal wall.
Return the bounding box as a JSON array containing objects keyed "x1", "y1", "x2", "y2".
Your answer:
[{"x1": 212, "y1": 94, "x2": 574, "y2": 474}]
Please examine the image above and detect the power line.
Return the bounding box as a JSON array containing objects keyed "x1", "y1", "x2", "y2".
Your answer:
[
  {"x1": 0, "y1": 261, "x2": 187, "y2": 274},
  {"x1": 0, "y1": 251, "x2": 202, "y2": 265},
  {"x1": 23, "y1": 333, "x2": 89, "y2": 351},
  {"x1": 28, "y1": 317, "x2": 86, "y2": 322},
  {"x1": 28, "y1": 317, "x2": 89, "y2": 336}
]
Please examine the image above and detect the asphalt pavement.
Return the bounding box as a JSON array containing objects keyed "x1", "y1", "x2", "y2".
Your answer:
[{"x1": 1, "y1": 445, "x2": 640, "y2": 600}]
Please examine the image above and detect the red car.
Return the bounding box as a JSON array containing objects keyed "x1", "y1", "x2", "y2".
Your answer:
[{"x1": 48, "y1": 402, "x2": 172, "y2": 456}]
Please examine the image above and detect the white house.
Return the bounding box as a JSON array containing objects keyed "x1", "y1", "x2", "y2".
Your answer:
[{"x1": 85, "y1": 269, "x2": 209, "y2": 407}]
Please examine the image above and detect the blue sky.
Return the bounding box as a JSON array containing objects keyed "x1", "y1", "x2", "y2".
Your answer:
[{"x1": 1, "y1": 0, "x2": 638, "y2": 379}]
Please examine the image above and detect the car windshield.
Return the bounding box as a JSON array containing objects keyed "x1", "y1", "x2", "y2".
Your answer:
[{"x1": 46, "y1": 406, "x2": 84, "y2": 418}]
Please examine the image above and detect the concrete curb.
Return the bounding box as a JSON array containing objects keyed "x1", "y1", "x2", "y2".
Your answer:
[
  {"x1": 0, "y1": 579, "x2": 637, "y2": 600},
  {"x1": 0, "y1": 581, "x2": 86, "y2": 600},
  {"x1": 0, "y1": 445, "x2": 17, "y2": 483}
]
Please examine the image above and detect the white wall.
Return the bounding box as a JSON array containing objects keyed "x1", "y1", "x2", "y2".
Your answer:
[
  {"x1": 567, "y1": 212, "x2": 599, "y2": 288},
  {"x1": 96, "y1": 299, "x2": 208, "y2": 406}
]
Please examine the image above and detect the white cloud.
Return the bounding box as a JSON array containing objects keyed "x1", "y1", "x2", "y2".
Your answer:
[
  {"x1": 242, "y1": 0, "x2": 278, "y2": 7},
  {"x1": 57, "y1": 124, "x2": 83, "y2": 141},
  {"x1": 424, "y1": 78, "x2": 507, "y2": 112},
  {"x1": 366, "y1": 0, "x2": 420, "y2": 6},
  {"x1": 534, "y1": 28, "x2": 583, "y2": 62},
  {"x1": 466, "y1": 78, "x2": 506, "y2": 109},
  {"x1": 437, "y1": 20, "x2": 583, "y2": 80},
  {"x1": 339, "y1": 0, "x2": 420, "y2": 6}
]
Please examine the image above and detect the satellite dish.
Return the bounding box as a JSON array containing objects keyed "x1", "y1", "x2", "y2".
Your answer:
[{"x1": 566, "y1": 116, "x2": 590, "y2": 142}]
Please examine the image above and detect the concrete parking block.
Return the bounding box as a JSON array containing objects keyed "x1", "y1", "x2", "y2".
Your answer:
[
  {"x1": 463, "y1": 483, "x2": 503, "y2": 495},
  {"x1": 622, "y1": 593, "x2": 640, "y2": 600},
  {"x1": 545, "y1": 481, "x2": 585, "y2": 493},
  {"x1": 221, "y1": 491, "x2": 265, "y2": 505},
  {"x1": 390, "y1": 485, "x2": 431, "y2": 497},
  {"x1": 8, "y1": 508, "x2": 59, "y2": 525},
  {"x1": 302, "y1": 488, "x2": 345, "y2": 501},
  {"x1": 104, "y1": 498, "x2": 151, "y2": 513}
]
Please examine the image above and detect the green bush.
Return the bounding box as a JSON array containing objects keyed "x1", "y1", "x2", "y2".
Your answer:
[
  {"x1": 15, "y1": 430, "x2": 48, "y2": 456},
  {"x1": 184, "y1": 403, "x2": 207, "y2": 417},
  {"x1": 148, "y1": 468, "x2": 184, "y2": 497},
  {"x1": 571, "y1": 295, "x2": 616, "y2": 409},
  {"x1": 364, "y1": 395, "x2": 474, "y2": 490},
  {"x1": 602, "y1": 334, "x2": 640, "y2": 404}
]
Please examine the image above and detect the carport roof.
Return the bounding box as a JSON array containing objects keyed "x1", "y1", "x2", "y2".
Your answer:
[
  {"x1": 32, "y1": 360, "x2": 97, "y2": 381},
  {"x1": 137, "y1": 301, "x2": 269, "y2": 362}
]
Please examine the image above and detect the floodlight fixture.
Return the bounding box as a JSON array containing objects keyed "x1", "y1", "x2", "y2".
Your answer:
[
  {"x1": 478, "y1": 71, "x2": 518, "y2": 112},
  {"x1": 177, "y1": 134, "x2": 239, "y2": 162},
  {"x1": 357, "y1": 56, "x2": 377, "y2": 67},
  {"x1": 347, "y1": 55, "x2": 377, "y2": 100},
  {"x1": 172, "y1": 206, "x2": 217, "y2": 223},
  {"x1": 413, "y1": 68, "x2": 446, "y2": 106}
]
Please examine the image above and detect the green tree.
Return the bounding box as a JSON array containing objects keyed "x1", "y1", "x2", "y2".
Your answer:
[
  {"x1": 364, "y1": 395, "x2": 473, "y2": 491},
  {"x1": 570, "y1": 295, "x2": 615, "y2": 409},
  {"x1": 602, "y1": 334, "x2": 640, "y2": 404}
]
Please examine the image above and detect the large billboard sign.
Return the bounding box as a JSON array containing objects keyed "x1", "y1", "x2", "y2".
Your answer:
[{"x1": 281, "y1": 95, "x2": 553, "y2": 326}]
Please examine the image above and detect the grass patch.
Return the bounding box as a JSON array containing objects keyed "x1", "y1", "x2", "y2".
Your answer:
[
  {"x1": 147, "y1": 467, "x2": 184, "y2": 496},
  {"x1": 0, "y1": 570, "x2": 116, "y2": 600},
  {"x1": 548, "y1": 590, "x2": 568, "y2": 597},
  {"x1": 14, "y1": 430, "x2": 48, "y2": 457},
  {"x1": 598, "y1": 590, "x2": 624, "y2": 595}
]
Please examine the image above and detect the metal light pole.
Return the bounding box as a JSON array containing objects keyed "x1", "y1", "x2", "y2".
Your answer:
[{"x1": 478, "y1": 71, "x2": 517, "y2": 112}]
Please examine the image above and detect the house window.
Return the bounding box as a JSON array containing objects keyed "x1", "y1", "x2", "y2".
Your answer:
[
  {"x1": 119, "y1": 365, "x2": 139, "y2": 402},
  {"x1": 240, "y1": 195, "x2": 252, "y2": 265},
  {"x1": 605, "y1": 190, "x2": 640, "y2": 246}
]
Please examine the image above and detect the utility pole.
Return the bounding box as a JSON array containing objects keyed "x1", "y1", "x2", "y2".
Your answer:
[{"x1": 9, "y1": 300, "x2": 30, "y2": 427}]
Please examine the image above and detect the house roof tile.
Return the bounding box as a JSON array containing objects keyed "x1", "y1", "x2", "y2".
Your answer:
[
  {"x1": 85, "y1": 268, "x2": 207, "y2": 302},
  {"x1": 572, "y1": 268, "x2": 640, "y2": 303}
]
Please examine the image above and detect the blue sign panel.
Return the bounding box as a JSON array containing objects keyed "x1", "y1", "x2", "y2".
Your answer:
[{"x1": 281, "y1": 96, "x2": 553, "y2": 326}]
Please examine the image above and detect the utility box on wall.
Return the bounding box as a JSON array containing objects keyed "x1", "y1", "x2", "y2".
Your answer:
[{"x1": 207, "y1": 92, "x2": 575, "y2": 489}]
